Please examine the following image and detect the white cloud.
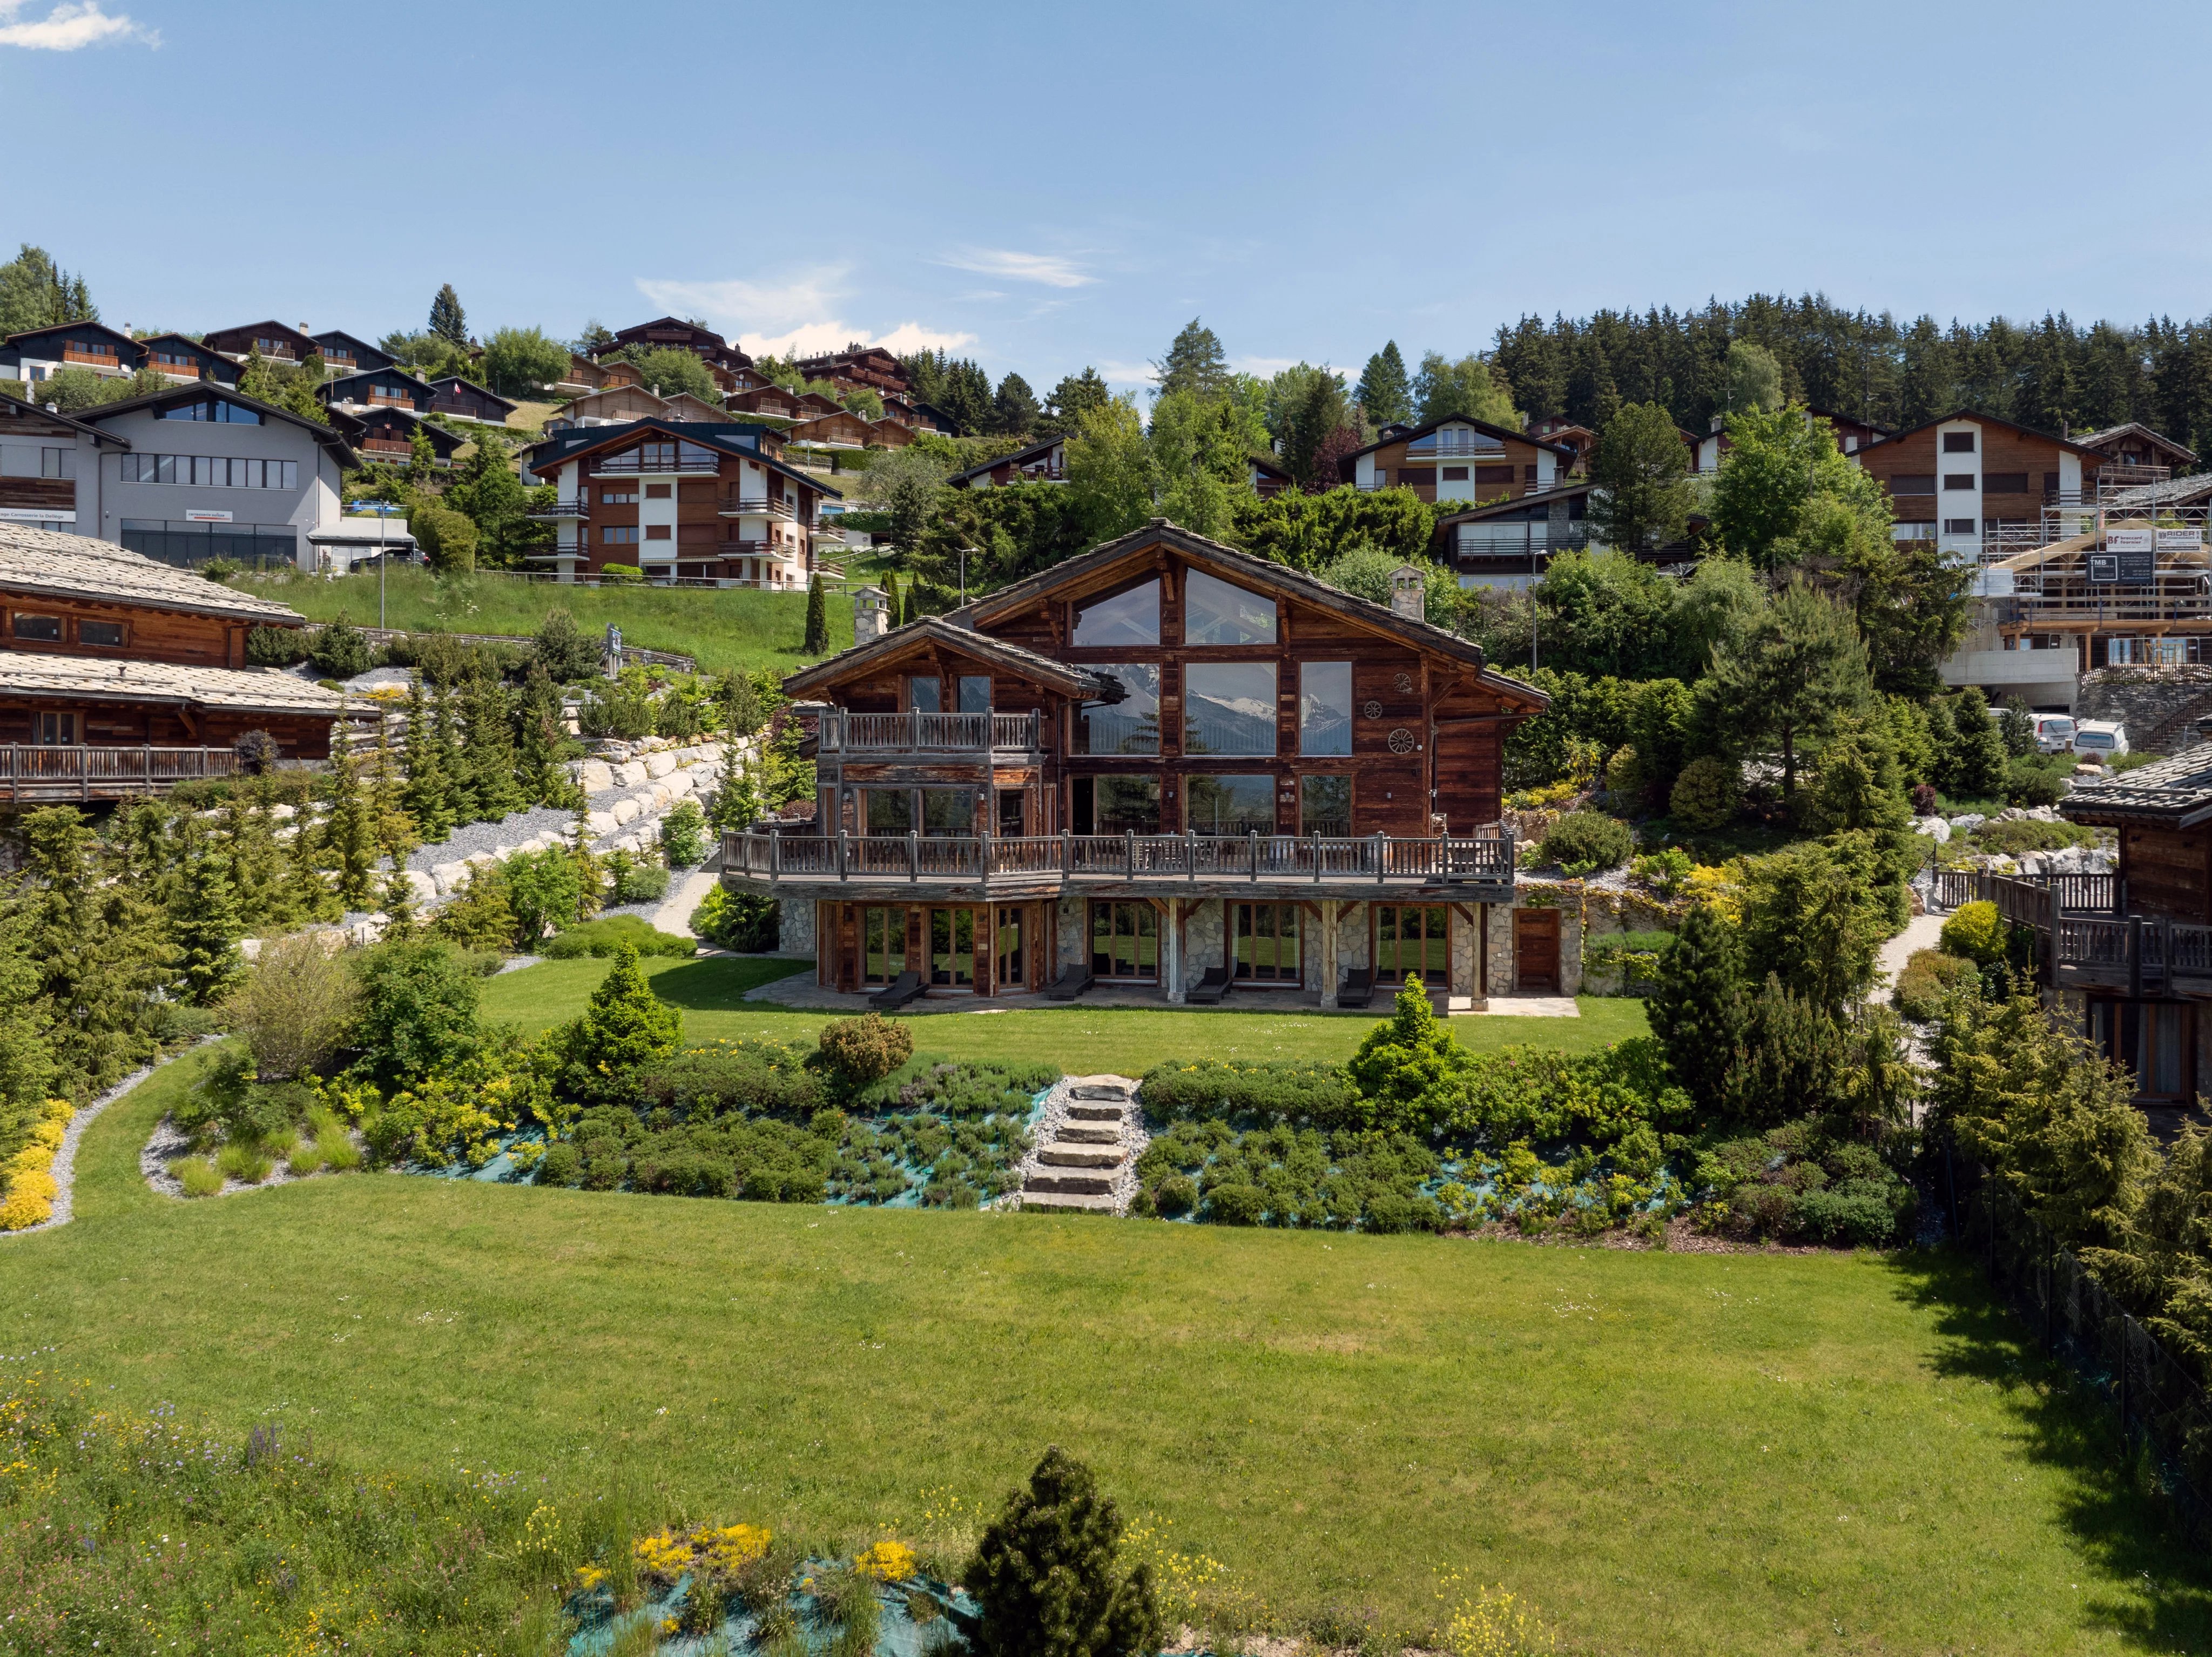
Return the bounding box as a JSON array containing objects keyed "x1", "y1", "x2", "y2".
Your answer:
[
  {"x1": 0, "y1": 1, "x2": 156, "y2": 49},
  {"x1": 635, "y1": 267, "x2": 973, "y2": 361},
  {"x1": 1233, "y1": 355, "x2": 1302, "y2": 378},
  {"x1": 938, "y1": 248, "x2": 1095, "y2": 289}
]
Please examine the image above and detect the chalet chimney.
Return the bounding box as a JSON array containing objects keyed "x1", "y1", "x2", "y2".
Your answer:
[
  {"x1": 852, "y1": 585, "x2": 890, "y2": 643},
  {"x1": 1390, "y1": 564, "x2": 1426, "y2": 621}
]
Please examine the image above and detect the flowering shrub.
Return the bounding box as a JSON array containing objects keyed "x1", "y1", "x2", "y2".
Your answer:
[
  {"x1": 854, "y1": 1538, "x2": 918, "y2": 1581},
  {"x1": 0, "y1": 1100, "x2": 72, "y2": 1230},
  {"x1": 363, "y1": 1047, "x2": 551, "y2": 1169},
  {"x1": 1435, "y1": 1568, "x2": 1556, "y2": 1656}
]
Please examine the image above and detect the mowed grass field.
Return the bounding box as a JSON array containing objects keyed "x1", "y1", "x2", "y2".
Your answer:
[
  {"x1": 478, "y1": 954, "x2": 1653, "y2": 1068},
  {"x1": 240, "y1": 565, "x2": 847, "y2": 677},
  {"x1": 3, "y1": 1048, "x2": 2207, "y2": 1653}
]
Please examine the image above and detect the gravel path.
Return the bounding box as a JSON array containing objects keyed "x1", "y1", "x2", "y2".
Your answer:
[
  {"x1": 377, "y1": 803, "x2": 578, "y2": 873},
  {"x1": 1, "y1": 1037, "x2": 219, "y2": 1239}
]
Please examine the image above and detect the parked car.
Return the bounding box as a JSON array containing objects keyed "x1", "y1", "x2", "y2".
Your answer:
[
  {"x1": 2073, "y1": 720, "x2": 2129, "y2": 759},
  {"x1": 2032, "y1": 713, "x2": 2076, "y2": 753}
]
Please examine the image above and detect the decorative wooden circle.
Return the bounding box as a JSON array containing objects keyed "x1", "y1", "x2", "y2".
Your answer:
[
  {"x1": 1393, "y1": 671, "x2": 1415, "y2": 696},
  {"x1": 1387, "y1": 726, "x2": 1416, "y2": 755},
  {"x1": 1362, "y1": 699, "x2": 1384, "y2": 720}
]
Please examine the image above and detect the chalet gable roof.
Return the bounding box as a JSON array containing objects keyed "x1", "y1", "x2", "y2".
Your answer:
[
  {"x1": 75, "y1": 383, "x2": 360, "y2": 469},
  {"x1": 2062, "y1": 747, "x2": 2212, "y2": 828},
  {"x1": 3, "y1": 319, "x2": 143, "y2": 357},
  {"x1": 426, "y1": 375, "x2": 518, "y2": 414},
  {"x1": 322, "y1": 366, "x2": 435, "y2": 402},
  {"x1": 0, "y1": 390, "x2": 129, "y2": 444},
  {"x1": 1433, "y1": 481, "x2": 1597, "y2": 526},
  {"x1": 528, "y1": 418, "x2": 841, "y2": 497},
  {"x1": 204, "y1": 320, "x2": 319, "y2": 356},
  {"x1": 0, "y1": 523, "x2": 308, "y2": 622},
  {"x1": 945, "y1": 434, "x2": 1063, "y2": 485},
  {"x1": 956, "y1": 518, "x2": 1549, "y2": 711},
  {"x1": 781, "y1": 614, "x2": 1112, "y2": 699},
  {"x1": 2071, "y1": 421, "x2": 2198, "y2": 464},
  {"x1": 1860, "y1": 408, "x2": 2110, "y2": 461},
  {"x1": 1341, "y1": 414, "x2": 1577, "y2": 464},
  {"x1": 311, "y1": 329, "x2": 394, "y2": 368},
  {"x1": 0, "y1": 652, "x2": 347, "y2": 718}
]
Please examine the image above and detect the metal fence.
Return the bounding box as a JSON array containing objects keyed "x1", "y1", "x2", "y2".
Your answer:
[{"x1": 1956, "y1": 1159, "x2": 2212, "y2": 1539}]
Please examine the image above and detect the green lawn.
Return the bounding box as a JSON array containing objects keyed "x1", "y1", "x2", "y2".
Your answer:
[
  {"x1": 479, "y1": 954, "x2": 1652, "y2": 1069},
  {"x1": 2, "y1": 1047, "x2": 2204, "y2": 1653},
  {"x1": 237, "y1": 565, "x2": 849, "y2": 677}
]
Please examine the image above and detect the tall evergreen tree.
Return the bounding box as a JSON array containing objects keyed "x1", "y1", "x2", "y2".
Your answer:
[
  {"x1": 433, "y1": 683, "x2": 476, "y2": 825},
  {"x1": 803, "y1": 572, "x2": 829, "y2": 655},
  {"x1": 172, "y1": 847, "x2": 244, "y2": 1006},
  {"x1": 990, "y1": 372, "x2": 1041, "y2": 437},
  {"x1": 1586, "y1": 401, "x2": 1694, "y2": 553},
  {"x1": 1945, "y1": 688, "x2": 2010, "y2": 799},
  {"x1": 428, "y1": 282, "x2": 468, "y2": 345},
  {"x1": 401, "y1": 678, "x2": 453, "y2": 841},
  {"x1": 462, "y1": 668, "x2": 525, "y2": 820},
  {"x1": 323, "y1": 730, "x2": 380, "y2": 911},
  {"x1": 1647, "y1": 902, "x2": 1746, "y2": 1115},
  {"x1": 1038, "y1": 368, "x2": 1111, "y2": 436},
  {"x1": 20, "y1": 808, "x2": 165, "y2": 1096},
  {"x1": 515, "y1": 662, "x2": 577, "y2": 807},
  {"x1": 1152, "y1": 319, "x2": 1229, "y2": 401},
  {"x1": 1703, "y1": 579, "x2": 1870, "y2": 798},
  {"x1": 1354, "y1": 341, "x2": 1413, "y2": 427}
]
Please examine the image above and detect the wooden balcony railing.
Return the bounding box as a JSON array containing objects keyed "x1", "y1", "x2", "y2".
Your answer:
[
  {"x1": 1928, "y1": 868, "x2": 2119, "y2": 919},
  {"x1": 723, "y1": 828, "x2": 1516, "y2": 891},
  {"x1": 2054, "y1": 915, "x2": 2212, "y2": 989},
  {"x1": 2, "y1": 744, "x2": 242, "y2": 801},
  {"x1": 814, "y1": 709, "x2": 1043, "y2": 755}
]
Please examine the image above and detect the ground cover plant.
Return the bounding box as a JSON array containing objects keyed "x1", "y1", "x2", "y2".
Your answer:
[
  {"x1": 2, "y1": 1046, "x2": 2208, "y2": 1653},
  {"x1": 241, "y1": 565, "x2": 853, "y2": 676}
]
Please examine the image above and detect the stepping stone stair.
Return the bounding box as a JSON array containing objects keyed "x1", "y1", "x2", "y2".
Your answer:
[{"x1": 1021, "y1": 1080, "x2": 1137, "y2": 1214}]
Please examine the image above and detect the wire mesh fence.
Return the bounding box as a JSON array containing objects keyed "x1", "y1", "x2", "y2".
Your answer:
[{"x1": 1954, "y1": 1155, "x2": 2212, "y2": 1538}]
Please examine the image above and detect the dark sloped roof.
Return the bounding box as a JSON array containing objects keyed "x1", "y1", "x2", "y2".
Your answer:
[
  {"x1": 3, "y1": 319, "x2": 143, "y2": 357},
  {"x1": 0, "y1": 389, "x2": 129, "y2": 443},
  {"x1": 322, "y1": 367, "x2": 435, "y2": 403},
  {"x1": 525, "y1": 418, "x2": 840, "y2": 497},
  {"x1": 783, "y1": 614, "x2": 1114, "y2": 699},
  {"x1": 74, "y1": 383, "x2": 359, "y2": 469},
  {"x1": 2062, "y1": 748, "x2": 2212, "y2": 827},
  {"x1": 1341, "y1": 413, "x2": 1576, "y2": 464},
  {"x1": 2069, "y1": 421, "x2": 2197, "y2": 462},
  {"x1": 1432, "y1": 481, "x2": 1597, "y2": 526},
  {"x1": 2108, "y1": 471, "x2": 2212, "y2": 511},
  {"x1": 955, "y1": 518, "x2": 1549, "y2": 711},
  {"x1": 428, "y1": 375, "x2": 519, "y2": 414},
  {"x1": 1859, "y1": 408, "x2": 2109, "y2": 461},
  {"x1": 203, "y1": 320, "x2": 319, "y2": 355},
  {"x1": 945, "y1": 434, "x2": 1064, "y2": 485},
  {"x1": 311, "y1": 329, "x2": 395, "y2": 369}
]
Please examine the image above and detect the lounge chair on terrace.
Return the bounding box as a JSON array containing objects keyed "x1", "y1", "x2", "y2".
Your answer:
[
  {"x1": 869, "y1": 971, "x2": 924, "y2": 1011},
  {"x1": 1046, "y1": 964, "x2": 1094, "y2": 1001},
  {"x1": 1186, "y1": 966, "x2": 1230, "y2": 1004},
  {"x1": 1338, "y1": 967, "x2": 1375, "y2": 1008}
]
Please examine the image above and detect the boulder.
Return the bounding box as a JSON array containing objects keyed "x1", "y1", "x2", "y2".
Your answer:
[
  {"x1": 644, "y1": 751, "x2": 678, "y2": 779},
  {"x1": 430, "y1": 861, "x2": 468, "y2": 895},
  {"x1": 578, "y1": 759, "x2": 615, "y2": 794},
  {"x1": 648, "y1": 782, "x2": 673, "y2": 808},
  {"x1": 586, "y1": 810, "x2": 619, "y2": 836},
  {"x1": 614, "y1": 760, "x2": 650, "y2": 789},
  {"x1": 1947, "y1": 813, "x2": 1987, "y2": 832},
  {"x1": 1912, "y1": 818, "x2": 1952, "y2": 844},
  {"x1": 612, "y1": 797, "x2": 641, "y2": 825},
  {"x1": 404, "y1": 869, "x2": 438, "y2": 906},
  {"x1": 665, "y1": 769, "x2": 697, "y2": 797}
]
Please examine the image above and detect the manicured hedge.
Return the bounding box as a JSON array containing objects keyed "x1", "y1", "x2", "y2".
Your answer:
[{"x1": 1136, "y1": 1059, "x2": 1356, "y2": 1127}]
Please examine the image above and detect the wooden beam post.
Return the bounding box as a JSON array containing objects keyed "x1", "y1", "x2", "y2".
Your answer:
[
  {"x1": 1320, "y1": 898, "x2": 1339, "y2": 1009},
  {"x1": 1164, "y1": 894, "x2": 1183, "y2": 1003}
]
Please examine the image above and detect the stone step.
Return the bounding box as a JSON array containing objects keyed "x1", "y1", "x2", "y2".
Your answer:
[
  {"x1": 1070, "y1": 1084, "x2": 1133, "y2": 1101},
  {"x1": 1066, "y1": 1102, "x2": 1126, "y2": 1122},
  {"x1": 1040, "y1": 1144, "x2": 1124, "y2": 1169},
  {"x1": 1056, "y1": 1123, "x2": 1123, "y2": 1145},
  {"x1": 1022, "y1": 1168, "x2": 1117, "y2": 1196},
  {"x1": 1019, "y1": 1190, "x2": 1118, "y2": 1214}
]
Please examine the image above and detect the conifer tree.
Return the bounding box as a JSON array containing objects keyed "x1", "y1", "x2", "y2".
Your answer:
[
  {"x1": 551, "y1": 942, "x2": 680, "y2": 1107},
  {"x1": 568, "y1": 796, "x2": 604, "y2": 923},
  {"x1": 323, "y1": 729, "x2": 380, "y2": 911},
  {"x1": 173, "y1": 846, "x2": 245, "y2": 1006},
  {"x1": 514, "y1": 662, "x2": 578, "y2": 807},
  {"x1": 0, "y1": 905, "x2": 59, "y2": 1126},
  {"x1": 401, "y1": 677, "x2": 453, "y2": 841},
  {"x1": 225, "y1": 779, "x2": 287, "y2": 922},
  {"x1": 803, "y1": 572, "x2": 829, "y2": 655},
  {"x1": 463, "y1": 666, "x2": 525, "y2": 820},
  {"x1": 881, "y1": 569, "x2": 903, "y2": 629},
  {"x1": 379, "y1": 851, "x2": 419, "y2": 941},
  {"x1": 963, "y1": 1446, "x2": 1163, "y2": 1657},
  {"x1": 370, "y1": 717, "x2": 416, "y2": 864},
  {"x1": 21, "y1": 807, "x2": 166, "y2": 1095},
  {"x1": 284, "y1": 790, "x2": 336, "y2": 921},
  {"x1": 1945, "y1": 687, "x2": 2009, "y2": 799},
  {"x1": 1647, "y1": 902, "x2": 1746, "y2": 1116},
  {"x1": 1355, "y1": 340, "x2": 1413, "y2": 427},
  {"x1": 429, "y1": 282, "x2": 468, "y2": 345},
  {"x1": 433, "y1": 682, "x2": 477, "y2": 825}
]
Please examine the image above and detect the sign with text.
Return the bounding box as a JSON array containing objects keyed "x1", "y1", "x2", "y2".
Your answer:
[
  {"x1": 2106, "y1": 528, "x2": 2155, "y2": 553},
  {"x1": 2157, "y1": 527, "x2": 2203, "y2": 551},
  {"x1": 184, "y1": 509, "x2": 233, "y2": 523},
  {"x1": 2088, "y1": 552, "x2": 2120, "y2": 583}
]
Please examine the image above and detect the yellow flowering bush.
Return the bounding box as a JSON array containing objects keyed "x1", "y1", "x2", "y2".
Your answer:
[
  {"x1": 631, "y1": 1520, "x2": 773, "y2": 1585},
  {"x1": 633, "y1": 1528, "x2": 696, "y2": 1581},
  {"x1": 1436, "y1": 1570, "x2": 1555, "y2": 1657},
  {"x1": 0, "y1": 1101, "x2": 73, "y2": 1232},
  {"x1": 1682, "y1": 859, "x2": 1742, "y2": 922},
  {"x1": 853, "y1": 1539, "x2": 917, "y2": 1582}
]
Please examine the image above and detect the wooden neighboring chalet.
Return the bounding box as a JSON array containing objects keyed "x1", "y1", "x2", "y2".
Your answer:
[
  {"x1": 0, "y1": 522, "x2": 345, "y2": 799},
  {"x1": 726, "y1": 521, "x2": 1558, "y2": 1006},
  {"x1": 1338, "y1": 416, "x2": 1575, "y2": 504}
]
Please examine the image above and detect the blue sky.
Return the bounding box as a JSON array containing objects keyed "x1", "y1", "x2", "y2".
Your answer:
[{"x1": 6, "y1": 1, "x2": 2211, "y2": 395}]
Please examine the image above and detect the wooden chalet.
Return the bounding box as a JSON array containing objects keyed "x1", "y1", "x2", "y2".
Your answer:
[
  {"x1": 311, "y1": 331, "x2": 396, "y2": 377},
  {"x1": 2072, "y1": 422, "x2": 2198, "y2": 487},
  {"x1": 658, "y1": 390, "x2": 727, "y2": 423},
  {"x1": 865, "y1": 417, "x2": 915, "y2": 451},
  {"x1": 1249, "y1": 453, "x2": 1292, "y2": 497},
  {"x1": 426, "y1": 376, "x2": 517, "y2": 424},
  {"x1": 1339, "y1": 416, "x2": 1575, "y2": 504},
  {"x1": 552, "y1": 385, "x2": 671, "y2": 429},
  {"x1": 593, "y1": 319, "x2": 752, "y2": 386},
  {"x1": 320, "y1": 366, "x2": 435, "y2": 413},
  {"x1": 1852, "y1": 409, "x2": 2108, "y2": 562},
  {"x1": 787, "y1": 409, "x2": 879, "y2": 452},
  {"x1": 794, "y1": 345, "x2": 907, "y2": 399},
  {"x1": 1527, "y1": 416, "x2": 1596, "y2": 474},
  {"x1": 2, "y1": 321, "x2": 145, "y2": 386},
  {"x1": 201, "y1": 321, "x2": 319, "y2": 363},
  {"x1": 949, "y1": 435, "x2": 1065, "y2": 488},
  {"x1": 728, "y1": 521, "x2": 1554, "y2": 1006},
  {"x1": 525, "y1": 418, "x2": 838, "y2": 588},
  {"x1": 137, "y1": 333, "x2": 240, "y2": 387},
  {"x1": 726, "y1": 385, "x2": 811, "y2": 423},
  {"x1": 1690, "y1": 406, "x2": 1889, "y2": 475},
  {"x1": 0, "y1": 523, "x2": 344, "y2": 798},
  {"x1": 345, "y1": 404, "x2": 464, "y2": 469},
  {"x1": 1435, "y1": 483, "x2": 1601, "y2": 585}
]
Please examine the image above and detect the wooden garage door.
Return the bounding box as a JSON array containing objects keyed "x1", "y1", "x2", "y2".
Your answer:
[{"x1": 1514, "y1": 908, "x2": 1560, "y2": 993}]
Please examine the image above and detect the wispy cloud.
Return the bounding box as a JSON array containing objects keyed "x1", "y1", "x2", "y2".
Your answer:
[
  {"x1": 634, "y1": 268, "x2": 973, "y2": 361},
  {"x1": 0, "y1": 1, "x2": 156, "y2": 49},
  {"x1": 938, "y1": 248, "x2": 1096, "y2": 289}
]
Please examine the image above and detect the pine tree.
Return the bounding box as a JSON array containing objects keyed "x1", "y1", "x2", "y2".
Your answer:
[
  {"x1": 550, "y1": 943, "x2": 680, "y2": 1107},
  {"x1": 428, "y1": 282, "x2": 468, "y2": 345},
  {"x1": 1152, "y1": 319, "x2": 1229, "y2": 401},
  {"x1": 369, "y1": 717, "x2": 416, "y2": 864},
  {"x1": 285, "y1": 790, "x2": 337, "y2": 921},
  {"x1": 1647, "y1": 902, "x2": 1746, "y2": 1117},
  {"x1": 962, "y1": 1446, "x2": 1163, "y2": 1657},
  {"x1": 379, "y1": 851, "x2": 419, "y2": 941},
  {"x1": 515, "y1": 662, "x2": 578, "y2": 807},
  {"x1": 21, "y1": 807, "x2": 168, "y2": 1096},
  {"x1": 1945, "y1": 688, "x2": 2009, "y2": 799},
  {"x1": 802, "y1": 572, "x2": 829, "y2": 655},
  {"x1": 324, "y1": 729, "x2": 380, "y2": 911},
  {"x1": 434, "y1": 682, "x2": 476, "y2": 826},
  {"x1": 569, "y1": 797, "x2": 603, "y2": 923},
  {"x1": 225, "y1": 779, "x2": 287, "y2": 922},
  {"x1": 463, "y1": 667, "x2": 525, "y2": 820},
  {"x1": 173, "y1": 847, "x2": 244, "y2": 1006},
  {"x1": 1355, "y1": 341, "x2": 1413, "y2": 426},
  {"x1": 991, "y1": 372, "x2": 1040, "y2": 436},
  {"x1": 401, "y1": 677, "x2": 453, "y2": 841}
]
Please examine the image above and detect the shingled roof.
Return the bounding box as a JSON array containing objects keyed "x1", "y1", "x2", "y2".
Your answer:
[
  {"x1": 0, "y1": 524, "x2": 308, "y2": 624},
  {"x1": 0, "y1": 654, "x2": 348, "y2": 718},
  {"x1": 2061, "y1": 749, "x2": 2212, "y2": 828}
]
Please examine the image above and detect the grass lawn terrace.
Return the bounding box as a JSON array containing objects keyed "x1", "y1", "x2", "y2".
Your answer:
[
  {"x1": 238, "y1": 565, "x2": 848, "y2": 677},
  {"x1": 478, "y1": 954, "x2": 1653, "y2": 1070},
  {"x1": 1, "y1": 1048, "x2": 2207, "y2": 1652}
]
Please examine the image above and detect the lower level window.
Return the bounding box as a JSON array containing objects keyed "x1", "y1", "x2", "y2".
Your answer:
[
  {"x1": 861, "y1": 906, "x2": 907, "y2": 985},
  {"x1": 1232, "y1": 902, "x2": 1300, "y2": 982},
  {"x1": 1375, "y1": 905, "x2": 1448, "y2": 984},
  {"x1": 929, "y1": 908, "x2": 974, "y2": 986},
  {"x1": 1090, "y1": 901, "x2": 1157, "y2": 980},
  {"x1": 2089, "y1": 999, "x2": 2193, "y2": 1100},
  {"x1": 995, "y1": 907, "x2": 1024, "y2": 986}
]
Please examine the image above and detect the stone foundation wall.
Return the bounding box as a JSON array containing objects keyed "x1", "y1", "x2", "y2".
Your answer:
[{"x1": 778, "y1": 897, "x2": 815, "y2": 958}]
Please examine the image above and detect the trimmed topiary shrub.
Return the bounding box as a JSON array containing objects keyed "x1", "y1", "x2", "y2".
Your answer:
[
  {"x1": 1891, "y1": 947, "x2": 1978, "y2": 1022},
  {"x1": 1669, "y1": 755, "x2": 1741, "y2": 830},
  {"x1": 812, "y1": 1012, "x2": 913, "y2": 1092},
  {"x1": 1136, "y1": 1059, "x2": 1355, "y2": 1127},
  {"x1": 1534, "y1": 810, "x2": 1633, "y2": 876},
  {"x1": 540, "y1": 915, "x2": 694, "y2": 959},
  {"x1": 1939, "y1": 900, "x2": 2007, "y2": 966}
]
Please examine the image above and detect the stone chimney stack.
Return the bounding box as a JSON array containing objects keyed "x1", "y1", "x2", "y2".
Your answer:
[
  {"x1": 1390, "y1": 564, "x2": 1426, "y2": 621},
  {"x1": 852, "y1": 585, "x2": 890, "y2": 643}
]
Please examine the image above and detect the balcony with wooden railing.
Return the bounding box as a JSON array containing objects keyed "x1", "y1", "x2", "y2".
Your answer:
[
  {"x1": 811, "y1": 708, "x2": 1044, "y2": 756},
  {"x1": 718, "y1": 495, "x2": 799, "y2": 521},
  {"x1": 723, "y1": 826, "x2": 1517, "y2": 898},
  {"x1": 2, "y1": 744, "x2": 242, "y2": 802}
]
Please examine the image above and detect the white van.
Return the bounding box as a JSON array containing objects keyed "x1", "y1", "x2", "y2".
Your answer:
[
  {"x1": 2032, "y1": 713, "x2": 2076, "y2": 753},
  {"x1": 2073, "y1": 720, "x2": 2129, "y2": 759}
]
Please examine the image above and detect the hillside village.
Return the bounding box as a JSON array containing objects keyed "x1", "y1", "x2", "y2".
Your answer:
[{"x1": 11, "y1": 244, "x2": 2212, "y2": 1654}]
